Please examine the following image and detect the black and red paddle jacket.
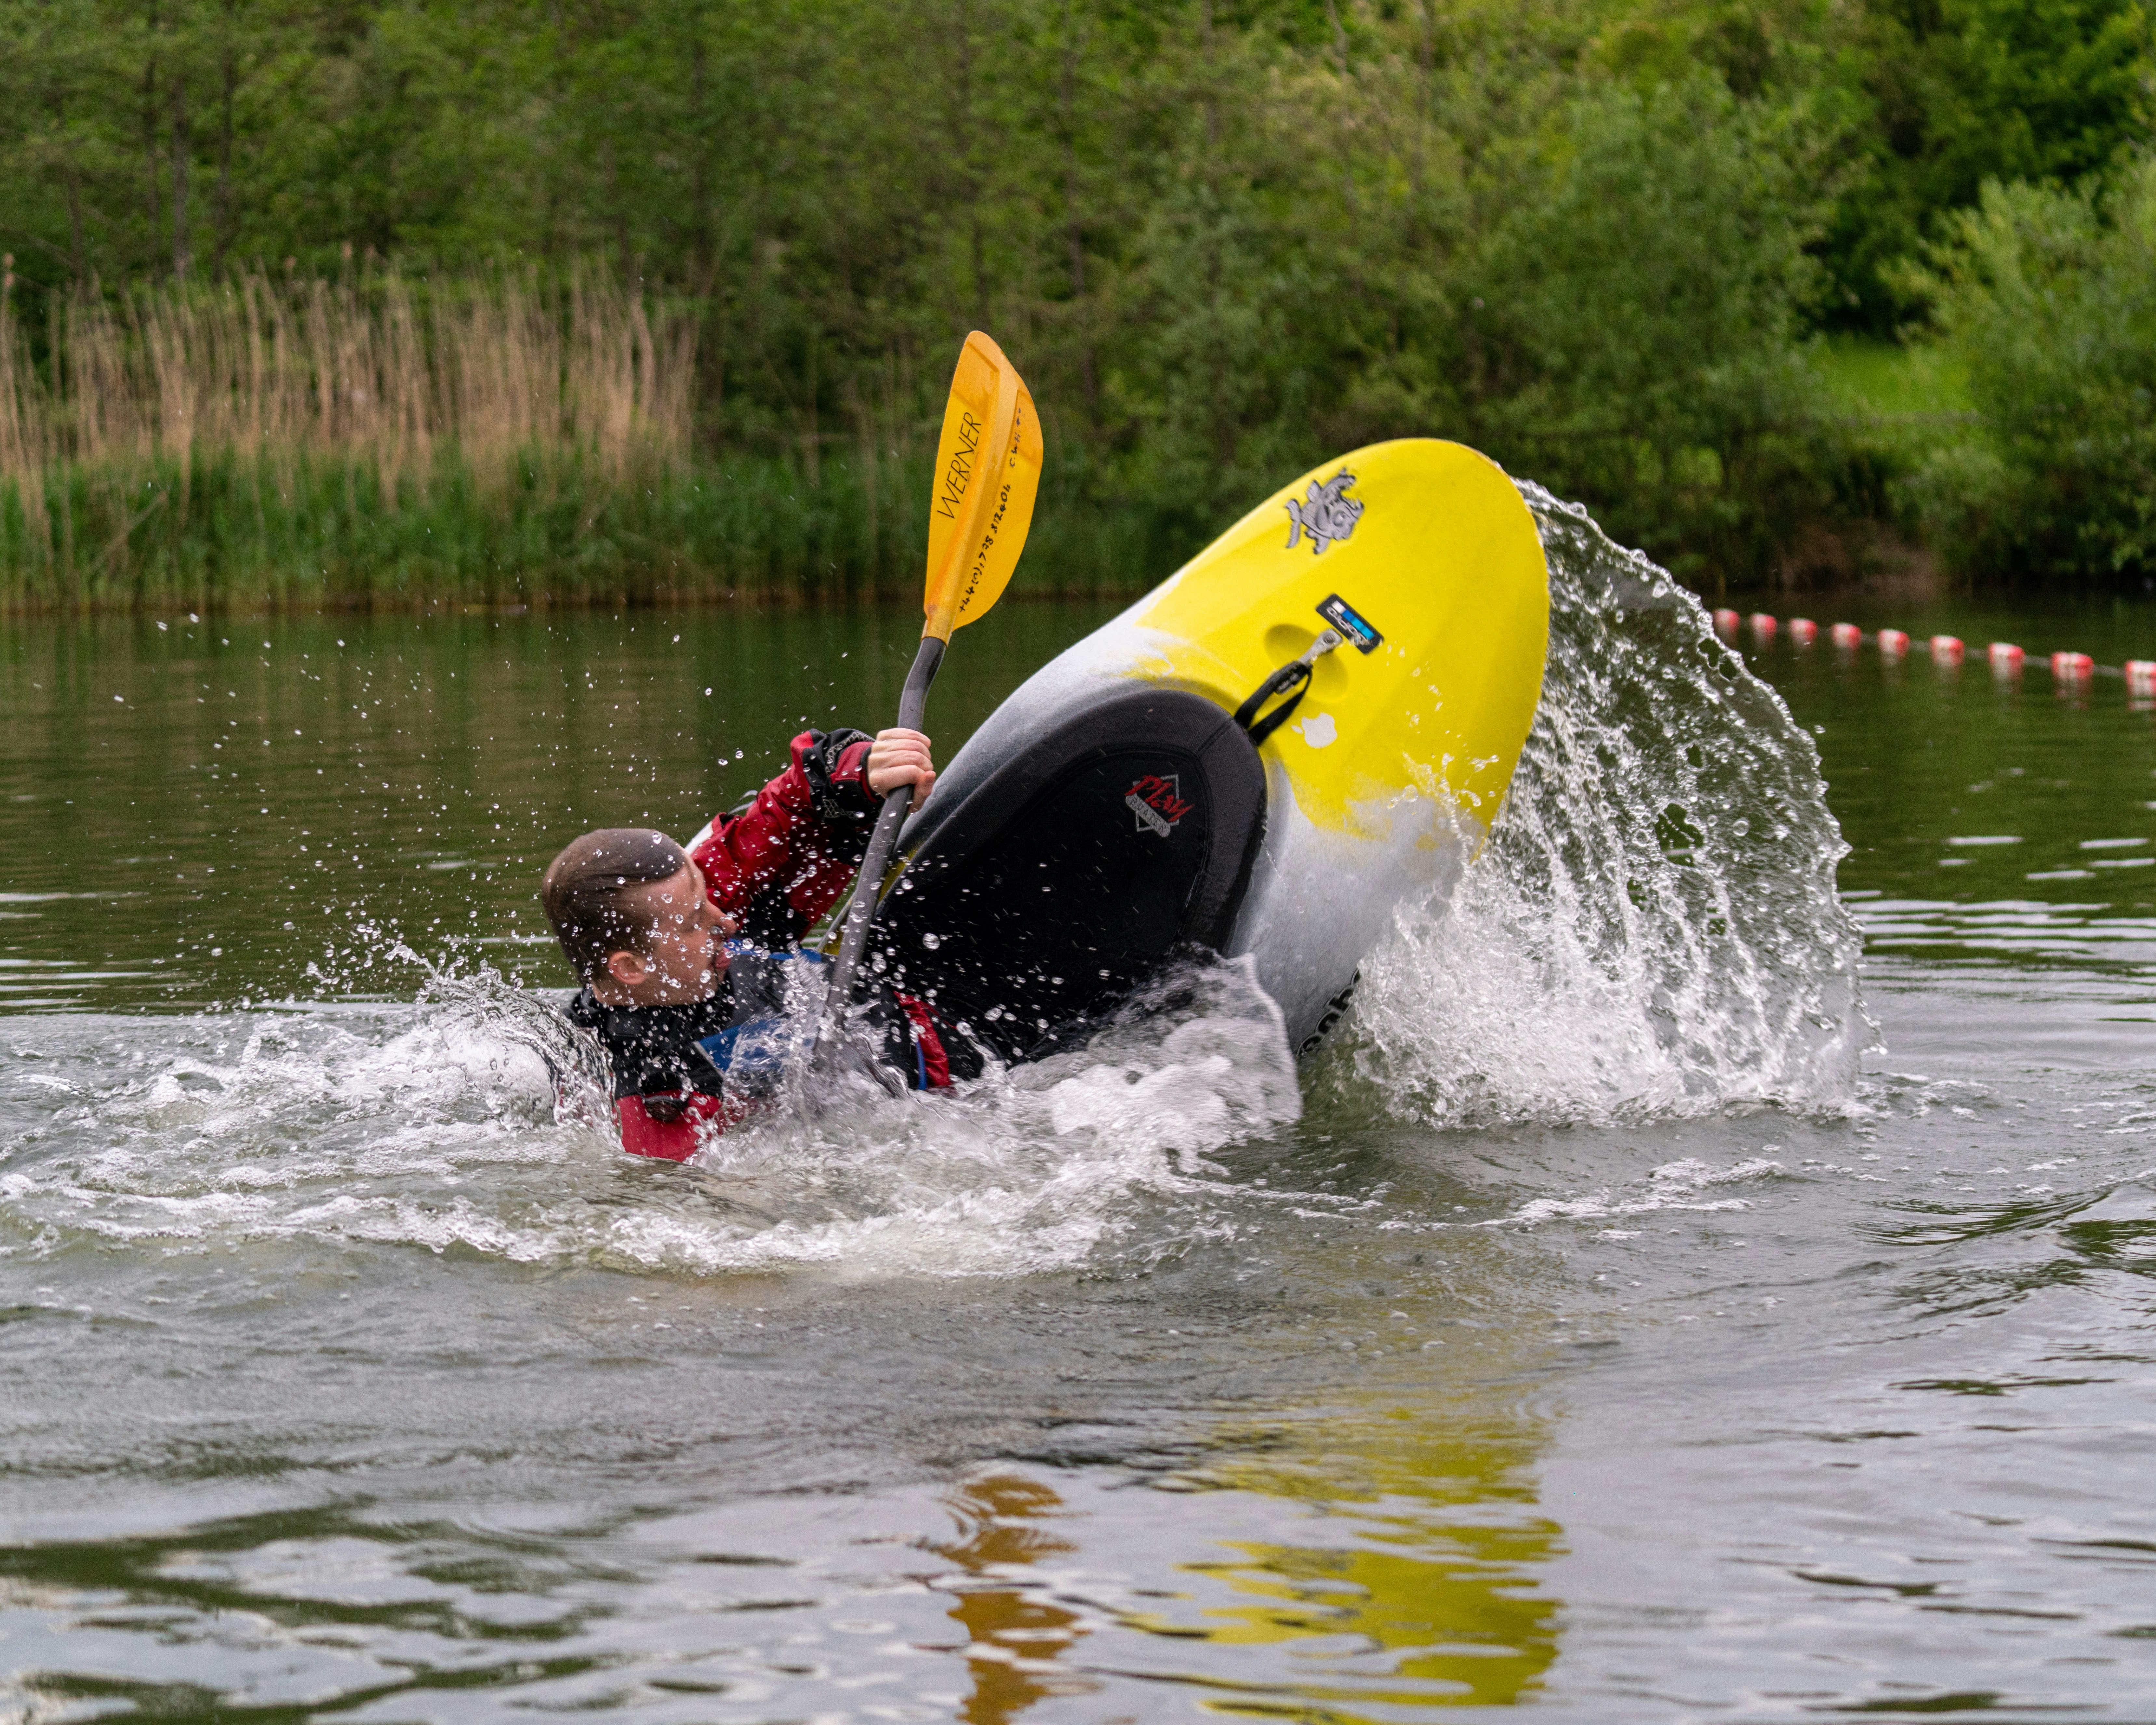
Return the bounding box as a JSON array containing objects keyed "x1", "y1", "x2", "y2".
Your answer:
[{"x1": 566, "y1": 729, "x2": 962, "y2": 1161}]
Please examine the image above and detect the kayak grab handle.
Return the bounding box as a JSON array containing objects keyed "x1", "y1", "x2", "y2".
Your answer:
[{"x1": 1234, "y1": 628, "x2": 1343, "y2": 747}]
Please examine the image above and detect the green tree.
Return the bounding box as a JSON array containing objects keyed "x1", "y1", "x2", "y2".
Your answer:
[
  {"x1": 1821, "y1": 0, "x2": 2153, "y2": 331},
  {"x1": 1899, "y1": 156, "x2": 2156, "y2": 579},
  {"x1": 1464, "y1": 76, "x2": 1844, "y2": 578}
]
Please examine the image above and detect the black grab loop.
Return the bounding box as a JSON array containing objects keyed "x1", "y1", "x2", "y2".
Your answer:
[
  {"x1": 1234, "y1": 662, "x2": 1313, "y2": 747},
  {"x1": 1233, "y1": 628, "x2": 1344, "y2": 749}
]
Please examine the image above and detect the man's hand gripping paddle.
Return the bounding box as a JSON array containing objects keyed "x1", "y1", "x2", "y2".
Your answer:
[{"x1": 812, "y1": 332, "x2": 1040, "y2": 1076}]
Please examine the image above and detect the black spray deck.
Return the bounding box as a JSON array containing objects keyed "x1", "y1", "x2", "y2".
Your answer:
[{"x1": 865, "y1": 686, "x2": 1267, "y2": 1066}]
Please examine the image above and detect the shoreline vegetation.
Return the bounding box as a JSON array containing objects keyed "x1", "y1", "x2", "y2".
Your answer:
[
  {"x1": 1, "y1": 1, "x2": 2151, "y2": 610},
  {"x1": 0, "y1": 266, "x2": 1177, "y2": 611}
]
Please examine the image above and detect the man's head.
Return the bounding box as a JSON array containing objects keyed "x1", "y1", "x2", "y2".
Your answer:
[{"x1": 541, "y1": 828, "x2": 737, "y2": 1006}]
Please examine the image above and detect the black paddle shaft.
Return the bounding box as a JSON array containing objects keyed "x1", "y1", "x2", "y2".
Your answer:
[{"x1": 814, "y1": 634, "x2": 945, "y2": 1057}]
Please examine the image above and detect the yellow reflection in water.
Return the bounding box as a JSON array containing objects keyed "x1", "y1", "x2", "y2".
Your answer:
[
  {"x1": 1127, "y1": 1394, "x2": 1562, "y2": 1716},
  {"x1": 934, "y1": 1473, "x2": 1097, "y2": 1725},
  {"x1": 926, "y1": 1379, "x2": 1560, "y2": 1724}
]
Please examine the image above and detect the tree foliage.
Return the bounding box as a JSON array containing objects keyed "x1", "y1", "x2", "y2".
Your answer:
[
  {"x1": 1899, "y1": 156, "x2": 2156, "y2": 580},
  {"x1": 1822, "y1": 0, "x2": 2152, "y2": 329},
  {"x1": 0, "y1": 0, "x2": 2149, "y2": 590}
]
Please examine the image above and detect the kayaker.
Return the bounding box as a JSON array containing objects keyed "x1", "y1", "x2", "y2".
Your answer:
[{"x1": 542, "y1": 726, "x2": 965, "y2": 1161}]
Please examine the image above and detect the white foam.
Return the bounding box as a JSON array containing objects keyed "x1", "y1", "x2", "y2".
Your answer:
[{"x1": 0, "y1": 958, "x2": 1300, "y2": 1281}]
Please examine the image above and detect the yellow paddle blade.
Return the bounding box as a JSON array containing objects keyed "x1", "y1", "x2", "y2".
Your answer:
[
  {"x1": 922, "y1": 331, "x2": 1041, "y2": 641},
  {"x1": 950, "y1": 376, "x2": 1039, "y2": 631}
]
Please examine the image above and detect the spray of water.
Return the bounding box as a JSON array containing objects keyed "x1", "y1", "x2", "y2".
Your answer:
[
  {"x1": 1322, "y1": 485, "x2": 1867, "y2": 1129},
  {"x1": 0, "y1": 488, "x2": 1864, "y2": 1279}
]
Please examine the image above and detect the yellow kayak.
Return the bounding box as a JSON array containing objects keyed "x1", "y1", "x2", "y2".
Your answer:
[{"x1": 872, "y1": 439, "x2": 1550, "y2": 1060}]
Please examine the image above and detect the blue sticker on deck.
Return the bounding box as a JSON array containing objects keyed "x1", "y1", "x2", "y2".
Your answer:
[{"x1": 1318, "y1": 593, "x2": 1382, "y2": 654}]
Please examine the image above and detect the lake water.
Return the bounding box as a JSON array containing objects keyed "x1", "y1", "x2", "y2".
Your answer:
[{"x1": 5, "y1": 513, "x2": 2156, "y2": 1722}]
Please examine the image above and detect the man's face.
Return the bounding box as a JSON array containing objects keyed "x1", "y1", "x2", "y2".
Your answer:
[{"x1": 600, "y1": 861, "x2": 737, "y2": 1006}]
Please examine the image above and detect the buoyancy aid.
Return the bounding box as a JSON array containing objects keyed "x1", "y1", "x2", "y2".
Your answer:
[{"x1": 566, "y1": 949, "x2": 961, "y2": 1161}]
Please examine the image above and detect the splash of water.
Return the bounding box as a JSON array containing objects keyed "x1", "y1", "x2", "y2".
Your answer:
[
  {"x1": 1324, "y1": 485, "x2": 1867, "y2": 1128},
  {"x1": 614, "y1": 959, "x2": 1302, "y2": 1277},
  {"x1": 0, "y1": 489, "x2": 1866, "y2": 1280},
  {"x1": 0, "y1": 958, "x2": 1299, "y2": 1281}
]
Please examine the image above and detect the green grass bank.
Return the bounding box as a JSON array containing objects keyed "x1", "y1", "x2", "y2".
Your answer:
[{"x1": 0, "y1": 451, "x2": 1181, "y2": 612}]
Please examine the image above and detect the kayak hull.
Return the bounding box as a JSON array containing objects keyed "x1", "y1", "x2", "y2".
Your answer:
[{"x1": 886, "y1": 437, "x2": 1551, "y2": 1057}]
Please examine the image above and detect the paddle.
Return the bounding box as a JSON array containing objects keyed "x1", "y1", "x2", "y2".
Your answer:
[{"x1": 813, "y1": 331, "x2": 1041, "y2": 1069}]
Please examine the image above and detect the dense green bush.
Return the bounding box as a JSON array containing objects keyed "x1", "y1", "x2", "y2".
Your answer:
[
  {"x1": 1819, "y1": 0, "x2": 2152, "y2": 332},
  {"x1": 1457, "y1": 79, "x2": 1845, "y2": 582},
  {"x1": 1898, "y1": 156, "x2": 2156, "y2": 581},
  {"x1": 1062, "y1": 71, "x2": 1853, "y2": 586}
]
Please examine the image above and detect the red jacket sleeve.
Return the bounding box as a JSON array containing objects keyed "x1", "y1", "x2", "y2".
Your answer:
[{"x1": 688, "y1": 730, "x2": 878, "y2": 943}]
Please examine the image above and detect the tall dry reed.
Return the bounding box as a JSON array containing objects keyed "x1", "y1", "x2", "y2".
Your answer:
[
  {"x1": 28, "y1": 266, "x2": 693, "y2": 494},
  {"x1": 0, "y1": 263, "x2": 1164, "y2": 609},
  {"x1": 0, "y1": 263, "x2": 698, "y2": 605},
  {"x1": 0, "y1": 261, "x2": 52, "y2": 553}
]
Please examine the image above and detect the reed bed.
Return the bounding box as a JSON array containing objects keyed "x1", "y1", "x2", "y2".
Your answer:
[{"x1": 0, "y1": 266, "x2": 1034, "y2": 610}]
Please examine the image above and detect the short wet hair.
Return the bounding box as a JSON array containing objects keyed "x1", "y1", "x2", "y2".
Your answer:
[{"x1": 542, "y1": 828, "x2": 691, "y2": 983}]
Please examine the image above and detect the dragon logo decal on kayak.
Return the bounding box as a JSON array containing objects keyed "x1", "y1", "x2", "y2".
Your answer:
[
  {"x1": 1125, "y1": 773, "x2": 1192, "y2": 838},
  {"x1": 1284, "y1": 470, "x2": 1363, "y2": 555}
]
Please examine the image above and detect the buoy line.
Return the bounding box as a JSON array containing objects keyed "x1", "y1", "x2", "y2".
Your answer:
[{"x1": 1711, "y1": 608, "x2": 2156, "y2": 694}]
